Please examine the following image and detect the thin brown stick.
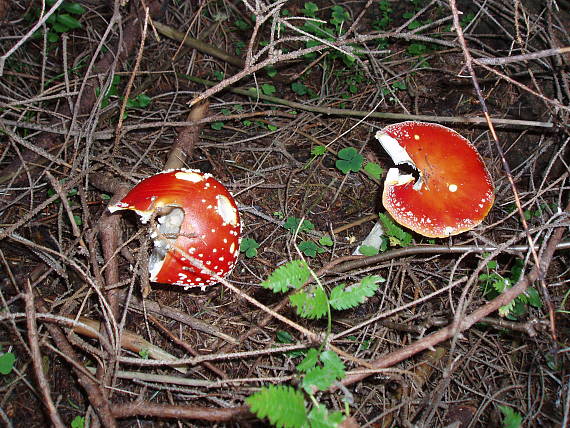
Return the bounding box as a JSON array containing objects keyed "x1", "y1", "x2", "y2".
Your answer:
[
  {"x1": 475, "y1": 46, "x2": 570, "y2": 65},
  {"x1": 111, "y1": 402, "x2": 251, "y2": 421},
  {"x1": 24, "y1": 283, "x2": 65, "y2": 428}
]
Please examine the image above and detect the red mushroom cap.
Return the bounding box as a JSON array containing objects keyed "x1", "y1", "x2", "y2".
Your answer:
[
  {"x1": 109, "y1": 169, "x2": 241, "y2": 289},
  {"x1": 376, "y1": 121, "x2": 494, "y2": 238}
]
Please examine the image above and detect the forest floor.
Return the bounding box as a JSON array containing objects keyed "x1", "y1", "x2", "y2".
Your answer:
[{"x1": 0, "y1": 0, "x2": 569, "y2": 427}]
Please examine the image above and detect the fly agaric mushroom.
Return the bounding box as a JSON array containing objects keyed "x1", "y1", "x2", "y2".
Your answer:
[
  {"x1": 376, "y1": 121, "x2": 494, "y2": 238},
  {"x1": 109, "y1": 169, "x2": 241, "y2": 289}
]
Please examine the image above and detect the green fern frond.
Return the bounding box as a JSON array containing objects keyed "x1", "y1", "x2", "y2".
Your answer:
[
  {"x1": 261, "y1": 260, "x2": 311, "y2": 293},
  {"x1": 246, "y1": 385, "x2": 307, "y2": 428},
  {"x1": 329, "y1": 275, "x2": 384, "y2": 311},
  {"x1": 289, "y1": 285, "x2": 328, "y2": 319}
]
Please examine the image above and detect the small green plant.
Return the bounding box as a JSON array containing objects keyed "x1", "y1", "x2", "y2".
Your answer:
[
  {"x1": 138, "y1": 348, "x2": 150, "y2": 359},
  {"x1": 479, "y1": 257, "x2": 542, "y2": 319},
  {"x1": 379, "y1": 213, "x2": 413, "y2": 247},
  {"x1": 298, "y1": 240, "x2": 325, "y2": 258},
  {"x1": 70, "y1": 415, "x2": 85, "y2": 428},
  {"x1": 372, "y1": 0, "x2": 393, "y2": 31},
  {"x1": 261, "y1": 83, "x2": 277, "y2": 96},
  {"x1": 248, "y1": 260, "x2": 384, "y2": 426},
  {"x1": 0, "y1": 349, "x2": 15, "y2": 375},
  {"x1": 283, "y1": 217, "x2": 315, "y2": 234},
  {"x1": 335, "y1": 147, "x2": 363, "y2": 174},
  {"x1": 240, "y1": 237, "x2": 260, "y2": 258},
  {"x1": 125, "y1": 93, "x2": 152, "y2": 110},
  {"x1": 261, "y1": 260, "x2": 383, "y2": 319},
  {"x1": 299, "y1": 2, "x2": 362, "y2": 67},
  {"x1": 334, "y1": 147, "x2": 383, "y2": 180},
  {"x1": 28, "y1": 0, "x2": 86, "y2": 43},
  {"x1": 498, "y1": 405, "x2": 522, "y2": 428}
]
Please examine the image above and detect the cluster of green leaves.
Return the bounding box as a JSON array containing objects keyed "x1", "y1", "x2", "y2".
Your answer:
[
  {"x1": 262, "y1": 260, "x2": 384, "y2": 320},
  {"x1": 357, "y1": 213, "x2": 413, "y2": 256},
  {"x1": 94, "y1": 75, "x2": 153, "y2": 117},
  {"x1": 283, "y1": 216, "x2": 331, "y2": 258},
  {"x1": 299, "y1": 2, "x2": 361, "y2": 67},
  {"x1": 248, "y1": 258, "x2": 383, "y2": 426},
  {"x1": 0, "y1": 348, "x2": 15, "y2": 375},
  {"x1": 309, "y1": 145, "x2": 383, "y2": 180},
  {"x1": 28, "y1": 0, "x2": 86, "y2": 44},
  {"x1": 479, "y1": 257, "x2": 542, "y2": 319},
  {"x1": 240, "y1": 237, "x2": 260, "y2": 258}
]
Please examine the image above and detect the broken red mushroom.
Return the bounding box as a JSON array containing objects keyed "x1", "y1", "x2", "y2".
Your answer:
[
  {"x1": 108, "y1": 169, "x2": 241, "y2": 289},
  {"x1": 376, "y1": 121, "x2": 494, "y2": 238}
]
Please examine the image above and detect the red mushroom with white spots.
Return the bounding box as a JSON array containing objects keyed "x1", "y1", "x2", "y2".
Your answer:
[
  {"x1": 376, "y1": 121, "x2": 494, "y2": 238},
  {"x1": 109, "y1": 169, "x2": 241, "y2": 289}
]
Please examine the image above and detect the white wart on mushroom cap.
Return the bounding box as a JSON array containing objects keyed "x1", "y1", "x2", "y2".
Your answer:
[
  {"x1": 376, "y1": 121, "x2": 495, "y2": 238},
  {"x1": 109, "y1": 169, "x2": 241, "y2": 289}
]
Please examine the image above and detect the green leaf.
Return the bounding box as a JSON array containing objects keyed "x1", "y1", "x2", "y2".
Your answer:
[
  {"x1": 47, "y1": 31, "x2": 60, "y2": 43},
  {"x1": 291, "y1": 81, "x2": 308, "y2": 96},
  {"x1": 329, "y1": 275, "x2": 383, "y2": 311},
  {"x1": 335, "y1": 147, "x2": 363, "y2": 174},
  {"x1": 379, "y1": 213, "x2": 412, "y2": 247},
  {"x1": 138, "y1": 349, "x2": 150, "y2": 359},
  {"x1": 525, "y1": 287, "x2": 542, "y2": 308},
  {"x1": 311, "y1": 145, "x2": 326, "y2": 156},
  {"x1": 301, "y1": 2, "x2": 319, "y2": 18},
  {"x1": 301, "y1": 366, "x2": 335, "y2": 392},
  {"x1": 100, "y1": 193, "x2": 111, "y2": 200},
  {"x1": 298, "y1": 241, "x2": 325, "y2": 258},
  {"x1": 283, "y1": 217, "x2": 315, "y2": 234},
  {"x1": 289, "y1": 285, "x2": 328, "y2": 319},
  {"x1": 234, "y1": 19, "x2": 250, "y2": 31},
  {"x1": 135, "y1": 93, "x2": 151, "y2": 108},
  {"x1": 363, "y1": 162, "x2": 383, "y2": 179},
  {"x1": 70, "y1": 415, "x2": 85, "y2": 428},
  {"x1": 62, "y1": 2, "x2": 86, "y2": 15},
  {"x1": 276, "y1": 330, "x2": 295, "y2": 344},
  {"x1": 265, "y1": 66, "x2": 278, "y2": 77},
  {"x1": 56, "y1": 14, "x2": 82, "y2": 29},
  {"x1": 318, "y1": 235, "x2": 333, "y2": 247},
  {"x1": 52, "y1": 22, "x2": 70, "y2": 33},
  {"x1": 268, "y1": 124, "x2": 278, "y2": 132},
  {"x1": 240, "y1": 237, "x2": 260, "y2": 258},
  {"x1": 210, "y1": 121, "x2": 224, "y2": 130},
  {"x1": 261, "y1": 260, "x2": 311, "y2": 293},
  {"x1": 261, "y1": 83, "x2": 276, "y2": 96},
  {"x1": 0, "y1": 352, "x2": 15, "y2": 375},
  {"x1": 296, "y1": 348, "x2": 319, "y2": 372},
  {"x1": 73, "y1": 215, "x2": 82, "y2": 226},
  {"x1": 498, "y1": 405, "x2": 522, "y2": 428},
  {"x1": 307, "y1": 404, "x2": 345, "y2": 428},
  {"x1": 247, "y1": 385, "x2": 307, "y2": 428},
  {"x1": 212, "y1": 70, "x2": 224, "y2": 81},
  {"x1": 358, "y1": 245, "x2": 379, "y2": 256},
  {"x1": 320, "y1": 350, "x2": 345, "y2": 379}
]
